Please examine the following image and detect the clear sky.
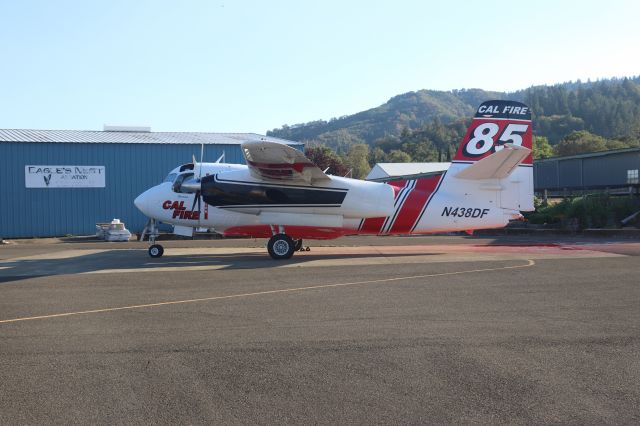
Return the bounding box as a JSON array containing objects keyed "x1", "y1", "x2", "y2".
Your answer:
[{"x1": 1, "y1": 0, "x2": 638, "y2": 134}]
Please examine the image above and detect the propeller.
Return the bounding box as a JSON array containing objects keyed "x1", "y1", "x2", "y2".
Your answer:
[{"x1": 189, "y1": 144, "x2": 205, "y2": 218}]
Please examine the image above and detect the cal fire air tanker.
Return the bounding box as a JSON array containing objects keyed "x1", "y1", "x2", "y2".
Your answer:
[{"x1": 134, "y1": 100, "x2": 534, "y2": 259}]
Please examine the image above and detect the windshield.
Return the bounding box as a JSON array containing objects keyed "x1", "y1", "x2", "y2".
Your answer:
[
  {"x1": 163, "y1": 173, "x2": 178, "y2": 183},
  {"x1": 172, "y1": 172, "x2": 195, "y2": 193}
]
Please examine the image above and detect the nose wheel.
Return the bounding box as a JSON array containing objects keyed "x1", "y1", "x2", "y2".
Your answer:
[{"x1": 148, "y1": 244, "x2": 164, "y2": 258}]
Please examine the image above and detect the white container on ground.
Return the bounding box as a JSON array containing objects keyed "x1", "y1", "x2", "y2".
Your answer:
[{"x1": 104, "y1": 219, "x2": 132, "y2": 242}]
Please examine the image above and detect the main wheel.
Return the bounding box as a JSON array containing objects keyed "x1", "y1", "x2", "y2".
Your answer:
[
  {"x1": 267, "y1": 234, "x2": 295, "y2": 260},
  {"x1": 294, "y1": 239, "x2": 303, "y2": 251},
  {"x1": 148, "y1": 244, "x2": 164, "y2": 258}
]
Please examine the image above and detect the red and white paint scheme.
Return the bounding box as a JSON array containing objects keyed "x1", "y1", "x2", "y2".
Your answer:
[{"x1": 134, "y1": 100, "x2": 534, "y2": 259}]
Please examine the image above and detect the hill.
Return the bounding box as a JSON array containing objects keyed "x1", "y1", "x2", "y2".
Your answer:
[
  {"x1": 267, "y1": 77, "x2": 640, "y2": 154},
  {"x1": 268, "y1": 89, "x2": 504, "y2": 153}
]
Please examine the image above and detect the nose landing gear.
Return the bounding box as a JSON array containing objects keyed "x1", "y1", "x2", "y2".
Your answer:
[
  {"x1": 141, "y1": 218, "x2": 164, "y2": 258},
  {"x1": 148, "y1": 244, "x2": 164, "y2": 258}
]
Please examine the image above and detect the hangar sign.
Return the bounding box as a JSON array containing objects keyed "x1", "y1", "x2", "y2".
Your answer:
[{"x1": 25, "y1": 165, "x2": 105, "y2": 188}]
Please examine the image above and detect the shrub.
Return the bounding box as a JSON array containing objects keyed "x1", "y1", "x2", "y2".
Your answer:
[{"x1": 526, "y1": 195, "x2": 639, "y2": 229}]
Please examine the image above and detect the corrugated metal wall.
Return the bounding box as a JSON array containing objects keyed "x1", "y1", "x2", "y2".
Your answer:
[
  {"x1": 534, "y1": 151, "x2": 640, "y2": 191},
  {"x1": 533, "y1": 161, "x2": 558, "y2": 190},
  {"x1": 583, "y1": 152, "x2": 640, "y2": 187},
  {"x1": 0, "y1": 142, "x2": 247, "y2": 238},
  {"x1": 557, "y1": 159, "x2": 583, "y2": 188}
]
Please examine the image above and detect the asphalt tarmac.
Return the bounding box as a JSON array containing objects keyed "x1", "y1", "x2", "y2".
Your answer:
[{"x1": 1, "y1": 235, "x2": 639, "y2": 424}]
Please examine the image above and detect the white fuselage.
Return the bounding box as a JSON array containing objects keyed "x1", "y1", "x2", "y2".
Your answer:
[
  {"x1": 134, "y1": 163, "x2": 395, "y2": 234},
  {"x1": 134, "y1": 160, "x2": 531, "y2": 238}
]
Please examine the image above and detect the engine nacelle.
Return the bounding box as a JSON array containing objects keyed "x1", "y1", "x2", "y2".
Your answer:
[{"x1": 201, "y1": 170, "x2": 395, "y2": 219}]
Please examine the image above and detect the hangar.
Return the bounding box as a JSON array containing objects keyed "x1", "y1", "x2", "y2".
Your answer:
[
  {"x1": 366, "y1": 162, "x2": 451, "y2": 181},
  {"x1": 0, "y1": 128, "x2": 302, "y2": 238},
  {"x1": 534, "y1": 147, "x2": 640, "y2": 196}
]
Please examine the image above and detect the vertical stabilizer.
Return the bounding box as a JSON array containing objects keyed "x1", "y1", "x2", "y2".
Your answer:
[{"x1": 410, "y1": 100, "x2": 535, "y2": 234}]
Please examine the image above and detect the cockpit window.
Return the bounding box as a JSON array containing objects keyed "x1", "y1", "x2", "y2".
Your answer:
[
  {"x1": 163, "y1": 173, "x2": 177, "y2": 183},
  {"x1": 172, "y1": 172, "x2": 194, "y2": 193}
]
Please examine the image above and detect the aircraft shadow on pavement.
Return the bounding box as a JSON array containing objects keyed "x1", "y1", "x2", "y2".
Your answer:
[
  {"x1": 0, "y1": 249, "x2": 440, "y2": 283},
  {"x1": 153, "y1": 250, "x2": 439, "y2": 269}
]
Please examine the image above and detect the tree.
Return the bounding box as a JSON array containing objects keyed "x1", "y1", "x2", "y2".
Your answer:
[
  {"x1": 369, "y1": 147, "x2": 386, "y2": 166},
  {"x1": 605, "y1": 139, "x2": 627, "y2": 150},
  {"x1": 304, "y1": 146, "x2": 349, "y2": 176},
  {"x1": 385, "y1": 150, "x2": 412, "y2": 163},
  {"x1": 554, "y1": 130, "x2": 607, "y2": 156},
  {"x1": 345, "y1": 144, "x2": 371, "y2": 179},
  {"x1": 532, "y1": 136, "x2": 554, "y2": 159}
]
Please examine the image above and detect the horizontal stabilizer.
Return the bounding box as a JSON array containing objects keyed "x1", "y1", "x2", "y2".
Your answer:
[{"x1": 455, "y1": 144, "x2": 531, "y2": 180}]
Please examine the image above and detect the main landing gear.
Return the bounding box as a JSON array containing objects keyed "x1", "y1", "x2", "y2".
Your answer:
[
  {"x1": 141, "y1": 218, "x2": 164, "y2": 258},
  {"x1": 267, "y1": 230, "x2": 310, "y2": 260},
  {"x1": 267, "y1": 234, "x2": 295, "y2": 260}
]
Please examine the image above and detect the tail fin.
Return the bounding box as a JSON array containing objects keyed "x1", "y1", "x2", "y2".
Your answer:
[
  {"x1": 454, "y1": 100, "x2": 532, "y2": 165},
  {"x1": 386, "y1": 100, "x2": 535, "y2": 235},
  {"x1": 448, "y1": 100, "x2": 534, "y2": 212}
]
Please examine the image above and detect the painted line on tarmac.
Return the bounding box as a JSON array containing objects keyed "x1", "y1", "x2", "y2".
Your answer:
[{"x1": 0, "y1": 260, "x2": 535, "y2": 325}]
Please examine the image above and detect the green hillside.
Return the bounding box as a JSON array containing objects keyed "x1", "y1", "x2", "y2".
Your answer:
[
  {"x1": 267, "y1": 77, "x2": 640, "y2": 157},
  {"x1": 268, "y1": 89, "x2": 504, "y2": 153}
]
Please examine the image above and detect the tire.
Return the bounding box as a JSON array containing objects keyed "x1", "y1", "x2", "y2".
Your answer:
[
  {"x1": 148, "y1": 244, "x2": 164, "y2": 258},
  {"x1": 267, "y1": 234, "x2": 295, "y2": 260},
  {"x1": 294, "y1": 239, "x2": 303, "y2": 251}
]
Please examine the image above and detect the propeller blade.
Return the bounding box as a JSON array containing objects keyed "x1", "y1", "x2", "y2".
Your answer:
[
  {"x1": 199, "y1": 143, "x2": 204, "y2": 179},
  {"x1": 191, "y1": 191, "x2": 200, "y2": 211},
  {"x1": 190, "y1": 191, "x2": 203, "y2": 217}
]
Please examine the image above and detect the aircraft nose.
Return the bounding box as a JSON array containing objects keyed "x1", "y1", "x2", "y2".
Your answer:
[{"x1": 134, "y1": 191, "x2": 149, "y2": 215}]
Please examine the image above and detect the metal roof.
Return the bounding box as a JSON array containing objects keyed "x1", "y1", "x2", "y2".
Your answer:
[
  {"x1": 366, "y1": 162, "x2": 451, "y2": 181},
  {"x1": 535, "y1": 147, "x2": 640, "y2": 162},
  {"x1": 0, "y1": 129, "x2": 302, "y2": 145}
]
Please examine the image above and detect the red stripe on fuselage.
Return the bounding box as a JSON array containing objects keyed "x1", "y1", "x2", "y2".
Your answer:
[{"x1": 389, "y1": 174, "x2": 442, "y2": 234}]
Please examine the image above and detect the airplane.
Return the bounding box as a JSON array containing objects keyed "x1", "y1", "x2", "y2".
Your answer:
[{"x1": 134, "y1": 100, "x2": 534, "y2": 260}]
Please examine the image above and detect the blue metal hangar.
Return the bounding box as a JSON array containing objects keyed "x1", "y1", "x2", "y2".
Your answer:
[
  {"x1": 0, "y1": 128, "x2": 303, "y2": 238},
  {"x1": 534, "y1": 147, "x2": 640, "y2": 195}
]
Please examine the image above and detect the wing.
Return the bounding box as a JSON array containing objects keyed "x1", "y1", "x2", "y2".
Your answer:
[{"x1": 241, "y1": 140, "x2": 330, "y2": 184}]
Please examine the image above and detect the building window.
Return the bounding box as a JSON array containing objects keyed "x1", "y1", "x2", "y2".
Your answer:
[{"x1": 628, "y1": 169, "x2": 639, "y2": 184}]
